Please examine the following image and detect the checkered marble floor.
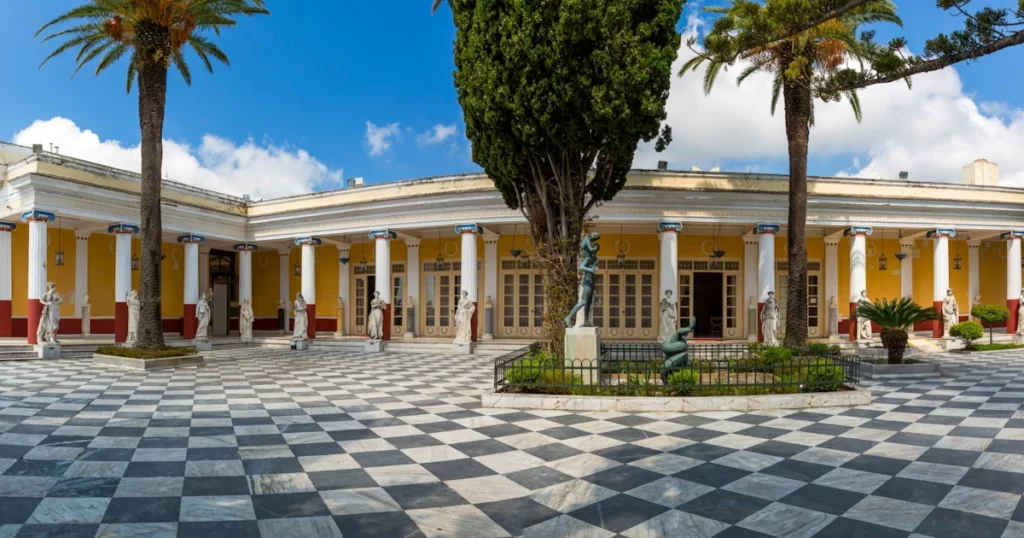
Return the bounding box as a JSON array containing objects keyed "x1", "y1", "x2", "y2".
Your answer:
[{"x1": 0, "y1": 348, "x2": 1022, "y2": 537}]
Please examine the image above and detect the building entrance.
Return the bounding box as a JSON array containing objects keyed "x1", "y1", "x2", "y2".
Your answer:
[{"x1": 693, "y1": 272, "x2": 724, "y2": 338}]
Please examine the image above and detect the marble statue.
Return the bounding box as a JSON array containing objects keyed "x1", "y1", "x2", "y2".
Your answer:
[
  {"x1": 828, "y1": 296, "x2": 838, "y2": 338},
  {"x1": 484, "y1": 295, "x2": 492, "y2": 309},
  {"x1": 195, "y1": 291, "x2": 211, "y2": 341},
  {"x1": 564, "y1": 233, "x2": 600, "y2": 328},
  {"x1": 760, "y1": 291, "x2": 781, "y2": 346},
  {"x1": 1018, "y1": 288, "x2": 1024, "y2": 337},
  {"x1": 658, "y1": 290, "x2": 678, "y2": 344},
  {"x1": 81, "y1": 294, "x2": 91, "y2": 337},
  {"x1": 661, "y1": 316, "x2": 697, "y2": 383},
  {"x1": 367, "y1": 290, "x2": 385, "y2": 340},
  {"x1": 747, "y1": 296, "x2": 757, "y2": 340},
  {"x1": 239, "y1": 297, "x2": 254, "y2": 339},
  {"x1": 942, "y1": 288, "x2": 960, "y2": 338},
  {"x1": 857, "y1": 290, "x2": 873, "y2": 342},
  {"x1": 37, "y1": 282, "x2": 62, "y2": 345},
  {"x1": 454, "y1": 290, "x2": 475, "y2": 343},
  {"x1": 292, "y1": 293, "x2": 308, "y2": 341},
  {"x1": 126, "y1": 290, "x2": 140, "y2": 345}
]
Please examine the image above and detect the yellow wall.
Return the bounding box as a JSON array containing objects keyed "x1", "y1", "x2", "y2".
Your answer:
[
  {"x1": 252, "y1": 250, "x2": 280, "y2": 317},
  {"x1": 979, "y1": 243, "x2": 1008, "y2": 307},
  {"x1": 11, "y1": 225, "x2": 77, "y2": 318}
]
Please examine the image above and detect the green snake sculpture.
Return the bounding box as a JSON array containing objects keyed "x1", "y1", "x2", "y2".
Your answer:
[{"x1": 661, "y1": 316, "x2": 697, "y2": 382}]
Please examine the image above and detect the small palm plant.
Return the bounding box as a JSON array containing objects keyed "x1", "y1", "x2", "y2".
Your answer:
[{"x1": 855, "y1": 297, "x2": 938, "y2": 364}]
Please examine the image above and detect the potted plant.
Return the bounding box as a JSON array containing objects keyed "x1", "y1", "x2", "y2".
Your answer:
[
  {"x1": 855, "y1": 297, "x2": 938, "y2": 364},
  {"x1": 971, "y1": 304, "x2": 1010, "y2": 345}
]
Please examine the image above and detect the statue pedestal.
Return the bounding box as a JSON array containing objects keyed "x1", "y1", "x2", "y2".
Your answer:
[
  {"x1": 943, "y1": 338, "x2": 964, "y2": 351},
  {"x1": 855, "y1": 340, "x2": 873, "y2": 350},
  {"x1": 291, "y1": 340, "x2": 309, "y2": 351},
  {"x1": 35, "y1": 344, "x2": 60, "y2": 360},
  {"x1": 364, "y1": 340, "x2": 383, "y2": 353},
  {"x1": 565, "y1": 327, "x2": 600, "y2": 385},
  {"x1": 193, "y1": 340, "x2": 213, "y2": 352},
  {"x1": 1015, "y1": 335, "x2": 1024, "y2": 345},
  {"x1": 453, "y1": 341, "x2": 473, "y2": 355},
  {"x1": 240, "y1": 336, "x2": 253, "y2": 343}
]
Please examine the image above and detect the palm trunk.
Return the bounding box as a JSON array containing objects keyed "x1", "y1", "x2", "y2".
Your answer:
[
  {"x1": 782, "y1": 78, "x2": 811, "y2": 347},
  {"x1": 135, "y1": 52, "x2": 168, "y2": 350}
]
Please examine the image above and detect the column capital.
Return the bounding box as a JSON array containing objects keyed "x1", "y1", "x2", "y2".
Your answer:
[
  {"x1": 368, "y1": 229, "x2": 397, "y2": 240},
  {"x1": 927, "y1": 228, "x2": 956, "y2": 238},
  {"x1": 295, "y1": 237, "x2": 322, "y2": 247},
  {"x1": 1001, "y1": 231, "x2": 1024, "y2": 240},
  {"x1": 405, "y1": 238, "x2": 421, "y2": 248},
  {"x1": 454, "y1": 224, "x2": 482, "y2": 235},
  {"x1": 754, "y1": 224, "x2": 780, "y2": 235},
  {"x1": 176, "y1": 233, "x2": 206, "y2": 244},
  {"x1": 658, "y1": 222, "x2": 682, "y2": 233},
  {"x1": 843, "y1": 226, "x2": 872, "y2": 237},
  {"x1": 0, "y1": 222, "x2": 16, "y2": 232},
  {"x1": 108, "y1": 223, "x2": 139, "y2": 235},
  {"x1": 824, "y1": 237, "x2": 840, "y2": 247},
  {"x1": 21, "y1": 210, "x2": 55, "y2": 223},
  {"x1": 233, "y1": 243, "x2": 258, "y2": 251}
]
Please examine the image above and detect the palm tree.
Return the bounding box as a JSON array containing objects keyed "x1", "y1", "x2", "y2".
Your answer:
[
  {"x1": 37, "y1": 0, "x2": 269, "y2": 350},
  {"x1": 855, "y1": 296, "x2": 937, "y2": 363},
  {"x1": 680, "y1": 1, "x2": 901, "y2": 347}
]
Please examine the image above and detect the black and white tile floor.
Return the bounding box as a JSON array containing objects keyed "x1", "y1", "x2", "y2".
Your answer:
[{"x1": 0, "y1": 348, "x2": 1022, "y2": 537}]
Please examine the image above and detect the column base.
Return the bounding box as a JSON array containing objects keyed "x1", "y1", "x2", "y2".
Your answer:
[
  {"x1": 1009, "y1": 299, "x2": 1020, "y2": 335},
  {"x1": 183, "y1": 304, "x2": 197, "y2": 340},
  {"x1": 481, "y1": 333, "x2": 494, "y2": 341},
  {"x1": 453, "y1": 341, "x2": 473, "y2": 355},
  {"x1": 35, "y1": 344, "x2": 60, "y2": 360},
  {"x1": 27, "y1": 299, "x2": 42, "y2": 345},
  {"x1": 114, "y1": 301, "x2": 128, "y2": 343},
  {"x1": 382, "y1": 305, "x2": 392, "y2": 341},
  {"x1": 333, "y1": 332, "x2": 345, "y2": 338},
  {"x1": 403, "y1": 332, "x2": 416, "y2": 339},
  {"x1": 849, "y1": 302, "x2": 858, "y2": 342},
  {"x1": 292, "y1": 340, "x2": 309, "y2": 351},
  {"x1": 364, "y1": 340, "x2": 383, "y2": 353},
  {"x1": 240, "y1": 336, "x2": 253, "y2": 343},
  {"x1": 932, "y1": 301, "x2": 943, "y2": 338},
  {"x1": 756, "y1": 303, "x2": 764, "y2": 343},
  {"x1": 306, "y1": 304, "x2": 316, "y2": 339},
  {"x1": 0, "y1": 300, "x2": 10, "y2": 338},
  {"x1": 193, "y1": 340, "x2": 213, "y2": 351}
]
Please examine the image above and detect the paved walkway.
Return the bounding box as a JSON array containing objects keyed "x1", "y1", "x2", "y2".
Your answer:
[{"x1": 0, "y1": 348, "x2": 1021, "y2": 537}]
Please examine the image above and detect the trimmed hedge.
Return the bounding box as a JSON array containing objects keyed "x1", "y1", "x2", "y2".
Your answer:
[{"x1": 96, "y1": 346, "x2": 198, "y2": 359}]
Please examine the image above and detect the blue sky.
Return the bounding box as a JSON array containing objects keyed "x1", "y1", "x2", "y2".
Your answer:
[{"x1": 2, "y1": 1, "x2": 1024, "y2": 197}]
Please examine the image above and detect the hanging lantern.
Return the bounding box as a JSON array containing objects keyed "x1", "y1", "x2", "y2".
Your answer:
[
  {"x1": 616, "y1": 224, "x2": 627, "y2": 267},
  {"x1": 294, "y1": 263, "x2": 301, "y2": 276},
  {"x1": 131, "y1": 254, "x2": 139, "y2": 271},
  {"x1": 509, "y1": 224, "x2": 521, "y2": 259},
  {"x1": 54, "y1": 217, "x2": 65, "y2": 267},
  {"x1": 711, "y1": 225, "x2": 725, "y2": 258},
  {"x1": 878, "y1": 253, "x2": 888, "y2": 271},
  {"x1": 359, "y1": 242, "x2": 368, "y2": 273},
  {"x1": 435, "y1": 228, "x2": 446, "y2": 266},
  {"x1": 954, "y1": 253, "x2": 963, "y2": 271}
]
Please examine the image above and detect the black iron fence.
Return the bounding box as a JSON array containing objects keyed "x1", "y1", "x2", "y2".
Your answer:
[{"x1": 494, "y1": 342, "x2": 860, "y2": 397}]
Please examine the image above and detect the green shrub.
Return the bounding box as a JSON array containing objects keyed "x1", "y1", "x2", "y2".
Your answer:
[
  {"x1": 761, "y1": 346, "x2": 793, "y2": 366},
  {"x1": 95, "y1": 346, "x2": 197, "y2": 359},
  {"x1": 973, "y1": 343, "x2": 1024, "y2": 352},
  {"x1": 950, "y1": 321, "x2": 984, "y2": 349},
  {"x1": 971, "y1": 304, "x2": 1010, "y2": 345},
  {"x1": 805, "y1": 343, "x2": 841, "y2": 356},
  {"x1": 506, "y1": 359, "x2": 546, "y2": 385},
  {"x1": 803, "y1": 364, "x2": 845, "y2": 392},
  {"x1": 746, "y1": 343, "x2": 765, "y2": 358},
  {"x1": 828, "y1": 344, "x2": 842, "y2": 355},
  {"x1": 666, "y1": 368, "x2": 699, "y2": 396}
]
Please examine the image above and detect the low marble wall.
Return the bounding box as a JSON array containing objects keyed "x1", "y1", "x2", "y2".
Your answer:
[
  {"x1": 861, "y1": 360, "x2": 941, "y2": 379},
  {"x1": 482, "y1": 388, "x2": 871, "y2": 413},
  {"x1": 94, "y1": 354, "x2": 204, "y2": 371}
]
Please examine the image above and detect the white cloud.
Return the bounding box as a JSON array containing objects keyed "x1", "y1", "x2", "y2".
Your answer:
[
  {"x1": 635, "y1": 13, "x2": 1024, "y2": 186},
  {"x1": 417, "y1": 124, "x2": 458, "y2": 146},
  {"x1": 12, "y1": 117, "x2": 342, "y2": 199},
  {"x1": 364, "y1": 121, "x2": 401, "y2": 157}
]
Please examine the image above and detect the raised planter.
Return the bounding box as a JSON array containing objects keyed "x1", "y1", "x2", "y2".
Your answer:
[
  {"x1": 94, "y1": 353, "x2": 204, "y2": 371},
  {"x1": 481, "y1": 388, "x2": 871, "y2": 413},
  {"x1": 860, "y1": 357, "x2": 940, "y2": 379}
]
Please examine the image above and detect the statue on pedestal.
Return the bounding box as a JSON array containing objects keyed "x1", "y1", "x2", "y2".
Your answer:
[
  {"x1": 828, "y1": 296, "x2": 838, "y2": 338},
  {"x1": 292, "y1": 293, "x2": 308, "y2": 341},
  {"x1": 195, "y1": 292, "x2": 211, "y2": 341},
  {"x1": 661, "y1": 316, "x2": 697, "y2": 383},
  {"x1": 942, "y1": 288, "x2": 960, "y2": 338},
  {"x1": 37, "y1": 282, "x2": 62, "y2": 345},
  {"x1": 1017, "y1": 288, "x2": 1024, "y2": 337},
  {"x1": 857, "y1": 290, "x2": 873, "y2": 342},
  {"x1": 564, "y1": 233, "x2": 600, "y2": 328},
  {"x1": 454, "y1": 290, "x2": 475, "y2": 343},
  {"x1": 658, "y1": 290, "x2": 677, "y2": 344},
  {"x1": 81, "y1": 294, "x2": 91, "y2": 336},
  {"x1": 760, "y1": 291, "x2": 780, "y2": 346},
  {"x1": 239, "y1": 297, "x2": 254, "y2": 339},
  {"x1": 367, "y1": 290, "x2": 385, "y2": 341},
  {"x1": 126, "y1": 290, "x2": 140, "y2": 346}
]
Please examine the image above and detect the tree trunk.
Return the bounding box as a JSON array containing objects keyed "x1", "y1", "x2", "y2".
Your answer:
[
  {"x1": 782, "y1": 78, "x2": 812, "y2": 347},
  {"x1": 135, "y1": 45, "x2": 169, "y2": 350},
  {"x1": 538, "y1": 237, "x2": 578, "y2": 356}
]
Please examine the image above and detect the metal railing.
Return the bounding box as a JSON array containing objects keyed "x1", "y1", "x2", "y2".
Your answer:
[{"x1": 494, "y1": 342, "x2": 859, "y2": 396}]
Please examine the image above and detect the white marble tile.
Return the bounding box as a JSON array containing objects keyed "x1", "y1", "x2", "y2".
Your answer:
[
  {"x1": 406, "y1": 505, "x2": 512, "y2": 538},
  {"x1": 184, "y1": 460, "x2": 245, "y2": 477},
  {"x1": 738, "y1": 503, "x2": 835, "y2": 538},
  {"x1": 65, "y1": 461, "x2": 128, "y2": 478},
  {"x1": 629, "y1": 453, "x2": 703, "y2": 475},
  {"x1": 22, "y1": 446, "x2": 83, "y2": 461},
  {"x1": 622, "y1": 509, "x2": 729, "y2": 538},
  {"x1": 401, "y1": 445, "x2": 469, "y2": 464},
  {"x1": 531, "y1": 479, "x2": 618, "y2": 513},
  {"x1": 429, "y1": 430, "x2": 489, "y2": 444},
  {"x1": 365, "y1": 464, "x2": 438, "y2": 486},
  {"x1": 544, "y1": 453, "x2": 620, "y2": 478},
  {"x1": 723, "y1": 472, "x2": 805, "y2": 501},
  {"x1": 476, "y1": 451, "x2": 548, "y2": 474},
  {"x1": 790, "y1": 447, "x2": 858, "y2": 467},
  {"x1": 939, "y1": 486, "x2": 1020, "y2": 519},
  {"x1": 896, "y1": 461, "x2": 969, "y2": 485},
  {"x1": 248, "y1": 472, "x2": 317, "y2": 495},
  {"x1": 114, "y1": 477, "x2": 183, "y2": 497},
  {"x1": 626, "y1": 476, "x2": 713, "y2": 508},
  {"x1": 703, "y1": 434, "x2": 764, "y2": 450},
  {"x1": 319, "y1": 488, "x2": 401, "y2": 515},
  {"x1": 238, "y1": 446, "x2": 295, "y2": 460},
  {"x1": 813, "y1": 468, "x2": 890, "y2": 494},
  {"x1": 844, "y1": 496, "x2": 934, "y2": 531},
  {"x1": 179, "y1": 496, "x2": 255, "y2": 522},
  {"x1": 864, "y1": 442, "x2": 930, "y2": 461},
  {"x1": 131, "y1": 448, "x2": 187, "y2": 462},
  {"x1": 934, "y1": 436, "x2": 991, "y2": 452},
  {"x1": 28, "y1": 497, "x2": 110, "y2": 524},
  {"x1": 95, "y1": 522, "x2": 178, "y2": 538},
  {"x1": 712, "y1": 451, "x2": 783, "y2": 472},
  {"x1": 975, "y1": 452, "x2": 1024, "y2": 473},
  {"x1": 257, "y1": 516, "x2": 342, "y2": 538},
  {"x1": 522, "y1": 514, "x2": 615, "y2": 538}
]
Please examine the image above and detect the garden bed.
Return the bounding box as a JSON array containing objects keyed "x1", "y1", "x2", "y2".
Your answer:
[
  {"x1": 482, "y1": 388, "x2": 871, "y2": 412},
  {"x1": 94, "y1": 346, "x2": 203, "y2": 371},
  {"x1": 860, "y1": 357, "x2": 940, "y2": 379}
]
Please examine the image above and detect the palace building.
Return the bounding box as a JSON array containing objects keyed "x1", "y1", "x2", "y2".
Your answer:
[{"x1": 1, "y1": 141, "x2": 1021, "y2": 345}]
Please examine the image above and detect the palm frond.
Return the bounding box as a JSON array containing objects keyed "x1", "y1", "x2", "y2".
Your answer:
[
  {"x1": 855, "y1": 297, "x2": 938, "y2": 331},
  {"x1": 846, "y1": 90, "x2": 863, "y2": 122},
  {"x1": 769, "y1": 72, "x2": 783, "y2": 116}
]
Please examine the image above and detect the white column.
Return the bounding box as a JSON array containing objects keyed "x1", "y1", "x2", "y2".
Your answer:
[
  {"x1": 406, "y1": 239, "x2": 421, "y2": 338},
  {"x1": 110, "y1": 223, "x2": 137, "y2": 344},
  {"x1": 931, "y1": 229, "x2": 954, "y2": 338},
  {"x1": 370, "y1": 230, "x2": 394, "y2": 340},
  {"x1": 1005, "y1": 232, "x2": 1023, "y2": 333},
  {"x1": 824, "y1": 237, "x2": 839, "y2": 338},
  {"x1": 743, "y1": 234, "x2": 758, "y2": 340},
  {"x1": 968, "y1": 239, "x2": 981, "y2": 319},
  {"x1": 235, "y1": 244, "x2": 255, "y2": 303},
  {"x1": 846, "y1": 227, "x2": 871, "y2": 341},
  {"x1": 296, "y1": 237, "x2": 320, "y2": 339},
  {"x1": 178, "y1": 234, "x2": 204, "y2": 340},
  {"x1": 0, "y1": 222, "x2": 16, "y2": 338},
  {"x1": 658, "y1": 222, "x2": 681, "y2": 321},
  {"x1": 199, "y1": 247, "x2": 210, "y2": 296},
  {"x1": 482, "y1": 234, "x2": 498, "y2": 340},
  {"x1": 74, "y1": 233, "x2": 90, "y2": 318},
  {"x1": 756, "y1": 224, "x2": 779, "y2": 343},
  {"x1": 900, "y1": 238, "x2": 915, "y2": 299},
  {"x1": 24, "y1": 211, "x2": 54, "y2": 345},
  {"x1": 457, "y1": 225, "x2": 480, "y2": 302},
  {"x1": 337, "y1": 243, "x2": 350, "y2": 336},
  {"x1": 279, "y1": 248, "x2": 290, "y2": 308}
]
